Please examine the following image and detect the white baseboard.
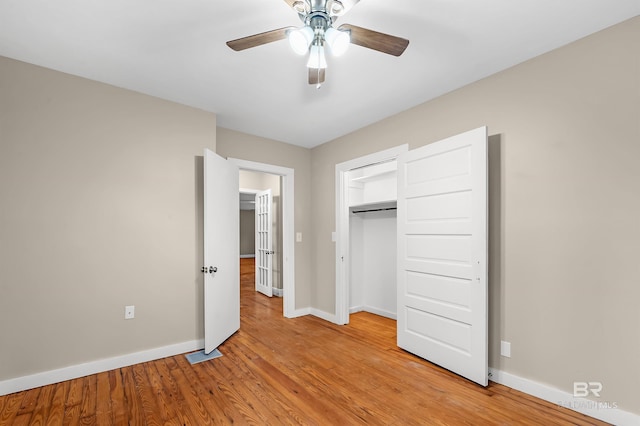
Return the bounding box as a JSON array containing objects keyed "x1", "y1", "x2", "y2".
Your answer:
[
  {"x1": 272, "y1": 288, "x2": 283, "y2": 297},
  {"x1": 0, "y1": 339, "x2": 204, "y2": 397},
  {"x1": 363, "y1": 305, "x2": 396, "y2": 320},
  {"x1": 239, "y1": 254, "x2": 255, "y2": 258},
  {"x1": 310, "y1": 308, "x2": 339, "y2": 324},
  {"x1": 349, "y1": 305, "x2": 363, "y2": 314},
  {"x1": 349, "y1": 306, "x2": 396, "y2": 320},
  {"x1": 285, "y1": 307, "x2": 310, "y2": 318},
  {"x1": 488, "y1": 368, "x2": 639, "y2": 426}
]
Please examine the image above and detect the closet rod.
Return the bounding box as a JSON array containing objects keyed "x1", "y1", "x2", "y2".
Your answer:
[{"x1": 351, "y1": 207, "x2": 397, "y2": 214}]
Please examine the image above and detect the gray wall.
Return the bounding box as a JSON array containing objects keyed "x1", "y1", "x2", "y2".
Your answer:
[
  {"x1": 309, "y1": 17, "x2": 639, "y2": 413},
  {"x1": 239, "y1": 209, "x2": 255, "y2": 255},
  {"x1": 0, "y1": 56, "x2": 217, "y2": 380}
]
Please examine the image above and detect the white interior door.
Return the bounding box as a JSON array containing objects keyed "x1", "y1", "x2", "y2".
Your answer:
[
  {"x1": 397, "y1": 127, "x2": 488, "y2": 386},
  {"x1": 203, "y1": 149, "x2": 240, "y2": 354},
  {"x1": 255, "y1": 189, "x2": 273, "y2": 297}
]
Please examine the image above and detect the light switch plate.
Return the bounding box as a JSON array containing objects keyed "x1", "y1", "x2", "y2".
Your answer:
[{"x1": 500, "y1": 340, "x2": 511, "y2": 358}]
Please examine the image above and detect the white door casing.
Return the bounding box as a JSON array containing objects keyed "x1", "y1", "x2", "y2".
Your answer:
[
  {"x1": 335, "y1": 145, "x2": 409, "y2": 325},
  {"x1": 203, "y1": 149, "x2": 240, "y2": 354},
  {"x1": 255, "y1": 189, "x2": 273, "y2": 297},
  {"x1": 396, "y1": 127, "x2": 488, "y2": 386}
]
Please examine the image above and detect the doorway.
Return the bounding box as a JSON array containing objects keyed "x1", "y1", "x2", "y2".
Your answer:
[
  {"x1": 229, "y1": 158, "x2": 295, "y2": 318},
  {"x1": 239, "y1": 171, "x2": 283, "y2": 297},
  {"x1": 335, "y1": 145, "x2": 408, "y2": 325}
]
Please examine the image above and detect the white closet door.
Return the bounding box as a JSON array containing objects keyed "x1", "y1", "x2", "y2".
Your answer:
[
  {"x1": 203, "y1": 149, "x2": 240, "y2": 354},
  {"x1": 397, "y1": 127, "x2": 488, "y2": 386},
  {"x1": 255, "y1": 189, "x2": 273, "y2": 297}
]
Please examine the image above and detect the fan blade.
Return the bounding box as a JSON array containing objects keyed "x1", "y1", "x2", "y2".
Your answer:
[
  {"x1": 338, "y1": 24, "x2": 409, "y2": 56},
  {"x1": 308, "y1": 68, "x2": 326, "y2": 86},
  {"x1": 226, "y1": 27, "x2": 295, "y2": 51}
]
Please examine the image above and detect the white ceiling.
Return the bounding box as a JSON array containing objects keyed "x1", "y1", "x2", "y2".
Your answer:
[{"x1": 1, "y1": 1, "x2": 638, "y2": 148}]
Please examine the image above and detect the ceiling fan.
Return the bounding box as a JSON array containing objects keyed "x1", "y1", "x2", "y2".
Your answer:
[{"x1": 226, "y1": 0, "x2": 409, "y2": 87}]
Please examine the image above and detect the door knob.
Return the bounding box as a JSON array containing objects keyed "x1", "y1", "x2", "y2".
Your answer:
[{"x1": 209, "y1": 266, "x2": 218, "y2": 273}]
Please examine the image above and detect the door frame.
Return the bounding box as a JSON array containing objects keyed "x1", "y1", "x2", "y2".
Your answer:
[
  {"x1": 229, "y1": 158, "x2": 295, "y2": 318},
  {"x1": 334, "y1": 144, "x2": 408, "y2": 325}
]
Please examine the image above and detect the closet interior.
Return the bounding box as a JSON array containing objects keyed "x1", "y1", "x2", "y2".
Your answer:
[{"x1": 347, "y1": 160, "x2": 398, "y2": 320}]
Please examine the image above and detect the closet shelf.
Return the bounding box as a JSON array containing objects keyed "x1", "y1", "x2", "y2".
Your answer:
[
  {"x1": 349, "y1": 200, "x2": 397, "y2": 213},
  {"x1": 350, "y1": 169, "x2": 396, "y2": 183}
]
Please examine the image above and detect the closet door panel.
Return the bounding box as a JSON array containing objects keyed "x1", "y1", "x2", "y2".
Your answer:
[{"x1": 397, "y1": 126, "x2": 488, "y2": 386}]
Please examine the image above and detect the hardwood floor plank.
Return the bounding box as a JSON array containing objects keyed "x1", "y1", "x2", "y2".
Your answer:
[
  {"x1": 153, "y1": 358, "x2": 194, "y2": 425},
  {"x1": 94, "y1": 372, "x2": 112, "y2": 425},
  {"x1": 15, "y1": 387, "x2": 40, "y2": 417},
  {"x1": 0, "y1": 257, "x2": 612, "y2": 425},
  {"x1": 121, "y1": 366, "x2": 145, "y2": 425},
  {"x1": 62, "y1": 376, "x2": 83, "y2": 425},
  {"x1": 0, "y1": 392, "x2": 25, "y2": 425},
  {"x1": 143, "y1": 360, "x2": 180, "y2": 424},
  {"x1": 45, "y1": 381, "x2": 68, "y2": 426},
  {"x1": 79, "y1": 372, "x2": 97, "y2": 422},
  {"x1": 10, "y1": 413, "x2": 32, "y2": 426},
  {"x1": 131, "y1": 362, "x2": 163, "y2": 426},
  {"x1": 107, "y1": 369, "x2": 127, "y2": 425}
]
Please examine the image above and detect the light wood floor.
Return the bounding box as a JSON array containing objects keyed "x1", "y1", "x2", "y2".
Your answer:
[{"x1": 0, "y1": 258, "x2": 607, "y2": 425}]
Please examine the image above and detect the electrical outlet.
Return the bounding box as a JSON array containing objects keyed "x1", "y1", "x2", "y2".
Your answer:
[
  {"x1": 125, "y1": 305, "x2": 135, "y2": 320},
  {"x1": 500, "y1": 340, "x2": 511, "y2": 358},
  {"x1": 296, "y1": 232, "x2": 303, "y2": 242}
]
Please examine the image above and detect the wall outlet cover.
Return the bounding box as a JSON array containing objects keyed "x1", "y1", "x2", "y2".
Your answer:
[{"x1": 125, "y1": 305, "x2": 135, "y2": 319}]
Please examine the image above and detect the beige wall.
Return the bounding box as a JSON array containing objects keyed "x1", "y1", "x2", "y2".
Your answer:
[
  {"x1": 310, "y1": 17, "x2": 639, "y2": 413},
  {"x1": 0, "y1": 57, "x2": 216, "y2": 380},
  {"x1": 216, "y1": 128, "x2": 312, "y2": 309}
]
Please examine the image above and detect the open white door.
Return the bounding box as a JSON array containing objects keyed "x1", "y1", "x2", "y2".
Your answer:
[
  {"x1": 203, "y1": 149, "x2": 240, "y2": 354},
  {"x1": 255, "y1": 189, "x2": 273, "y2": 297},
  {"x1": 397, "y1": 127, "x2": 488, "y2": 386}
]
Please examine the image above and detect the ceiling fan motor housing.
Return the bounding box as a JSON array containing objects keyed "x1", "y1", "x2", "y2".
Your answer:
[{"x1": 308, "y1": 13, "x2": 332, "y2": 43}]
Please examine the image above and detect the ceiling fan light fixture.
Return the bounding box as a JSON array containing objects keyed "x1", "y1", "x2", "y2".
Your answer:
[
  {"x1": 328, "y1": 0, "x2": 345, "y2": 16},
  {"x1": 287, "y1": 26, "x2": 314, "y2": 55},
  {"x1": 292, "y1": 0, "x2": 309, "y2": 14},
  {"x1": 307, "y1": 44, "x2": 327, "y2": 69},
  {"x1": 324, "y1": 27, "x2": 350, "y2": 56}
]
